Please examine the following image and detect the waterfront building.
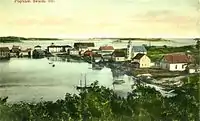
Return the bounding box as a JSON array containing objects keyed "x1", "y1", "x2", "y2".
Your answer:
[
  {"x1": 74, "y1": 42, "x2": 95, "y2": 51},
  {"x1": 20, "y1": 48, "x2": 32, "y2": 57},
  {"x1": 160, "y1": 54, "x2": 192, "y2": 71},
  {"x1": 69, "y1": 49, "x2": 80, "y2": 56},
  {"x1": 47, "y1": 43, "x2": 72, "y2": 53},
  {"x1": 0, "y1": 47, "x2": 10, "y2": 59},
  {"x1": 99, "y1": 45, "x2": 114, "y2": 55},
  {"x1": 112, "y1": 50, "x2": 126, "y2": 62},
  {"x1": 10, "y1": 45, "x2": 21, "y2": 57},
  {"x1": 132, "y1": 53, "x2": 151, "y2": 68}
]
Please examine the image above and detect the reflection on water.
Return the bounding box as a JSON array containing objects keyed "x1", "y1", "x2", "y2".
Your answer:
[
  {"x1": 0, "y1": 39, "x2": 191, "y2": 102},
  {"x1": 0, "y1": 58, "x2": 133, "y2": 103}
]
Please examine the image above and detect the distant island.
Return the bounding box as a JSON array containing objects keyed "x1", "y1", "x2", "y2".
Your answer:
[
  {"x1": 0, "y1": 36, "x2": 173, "y2": 43},
  {"x1": 0, "y1": 36, "x2": 62, "y2": 43},
  {"x1": 91, "y1": 38, "x2": 171, "y2": 42}
]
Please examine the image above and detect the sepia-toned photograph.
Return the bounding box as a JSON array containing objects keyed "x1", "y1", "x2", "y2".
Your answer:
[{"x1": 0, "y1": 0, "x2": 200, "y2": 120}]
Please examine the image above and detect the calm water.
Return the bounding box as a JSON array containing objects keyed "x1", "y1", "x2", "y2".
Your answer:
[
  {"x1": 0, "y1": 39, "x2": 193, "y2": 102},
  {"x1": 0, "y1": 58, "x2": 133, "y2": 103}
]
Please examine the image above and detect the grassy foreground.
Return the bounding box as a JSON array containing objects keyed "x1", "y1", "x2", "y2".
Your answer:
[
  {"x1": 146, "y1": 45, "x2": 197, "y2": 62},
  {"x1": 0, "y1": 75, "x2": 199, "y2": 121}
]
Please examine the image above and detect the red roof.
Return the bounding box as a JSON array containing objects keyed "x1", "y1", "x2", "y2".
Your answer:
[
  {"x1": 84, "y1": 50, "x2": 93, "y2": 56},
  {"x1": 99, "y1": 46, "x2": 114, "y2": 50},
  {"x1": 163, "y1": 54, "x2": 191, "y2": 63}
]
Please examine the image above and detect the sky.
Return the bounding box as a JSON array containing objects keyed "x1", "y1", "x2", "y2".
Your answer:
[{"x1": 0, "y1": 0, "x2": 199, "y2": 38}]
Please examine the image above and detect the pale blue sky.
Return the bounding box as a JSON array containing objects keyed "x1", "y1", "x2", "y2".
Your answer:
[{"x1": 0, "y1": 0, "x2": 199, "y2": 38}]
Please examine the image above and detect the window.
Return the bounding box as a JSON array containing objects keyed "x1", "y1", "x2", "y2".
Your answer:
[
  {"x1": 175, "y1": 65, "x2": 178, "y2": 69},
  {"x1": 182, "y1": 65, "x2": 185, "y2": 69}
]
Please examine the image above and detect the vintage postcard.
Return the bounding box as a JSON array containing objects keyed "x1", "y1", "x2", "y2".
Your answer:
[{"x1": 0, "y1": 0, "x2": 199, "y2": 120}]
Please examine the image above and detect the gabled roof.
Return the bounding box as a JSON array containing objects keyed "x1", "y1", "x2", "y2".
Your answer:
[
  {"x1": 0, "y1": 47, "x2": 10, "y2": 52},
  {"x1": 99, "y1": 46, "x2": 114, "y2": 50},
  {"x1": 132, "y1": 46, "x2": 147, "y2": 52},
  {"x1": 112, "y1": 51, "x2": 126, "y2": 57},
  {"x1": 133, "y1": 53, "x2": 145, "y2": 60},
  {"x1": 12, "y1": 45, "x2": 21, "y2": 48},
  {"x1": 11, "y1": 48, "x2": 20, "y2": 52},
  {"x1": 162, "y1": 54, "x2": 191, "y2": 63},
  {"x1": 34, "y1": 45, "x2": 41, "y2": 48}
]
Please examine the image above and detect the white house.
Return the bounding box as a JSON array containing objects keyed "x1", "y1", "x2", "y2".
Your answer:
[
  {"x1": 112, "y1": 51, "x2": 126, "y2": 62},
  {"x1": 132, "y1": 53, "x2": 151, "y2": 68},
  {"x1": 47, "y1": 44, "x2": 72, "y2": 53},
  {"x1": 102, "y1": 54, "x2": 112, "y2": 62},
  {"x1": 69, "y1": 49, "x2": 80, "y2": 56},
  {"x1": 187, "y1": 64, "x2": 200, "y2": 74},
  {"x1": 92, "y1": 53, "x2": 103, "y2": 63},
  {"x1": 160, "y1": 54, "x2": 191, "y2": 71}
]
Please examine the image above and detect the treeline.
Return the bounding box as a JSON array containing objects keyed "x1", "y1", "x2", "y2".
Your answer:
[
  {"x1": 0, "y1": 36, "x2": 26, "y2": 43},
  {"x1": 119, "y1": 38, "x2": 170, "y2": 42},
  {"x1": 0, "y1": 36, "x2": 62, "y2": 43},
  {"x1": 28, "y1": 38, "x2": 62, "y2": 40},
  {"x1": 93, "y1": 38, "x2": 170, "y2": 42},
  {"x1": 0, "y1": 75, "x2": 199, "y2": 121}
]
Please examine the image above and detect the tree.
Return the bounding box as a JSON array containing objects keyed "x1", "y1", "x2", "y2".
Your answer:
[{"x1": 194, "y1": 38, "x2": 200, "y2": 50}]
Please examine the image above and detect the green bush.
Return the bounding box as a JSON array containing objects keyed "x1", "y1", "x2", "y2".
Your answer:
[{"x1": 0, "y1": 75, "x2": 199, "y2": 121}]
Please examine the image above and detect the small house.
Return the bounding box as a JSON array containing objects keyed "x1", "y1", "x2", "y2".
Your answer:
[
  {"x1": 47, "y1": 43, "x2": 72, "y2": 53},
  {"x1": 92, "y1": 53, "x2": 102, "y2": 63},
  {"x1": 99, "y1": 45, "x2": 114, "y2": 55},
  {"x1": 32, "y1": 49, "x2": 45, "y2": 59},
  {"x1": 11, "y1": 45, "x2": 21, "y2": 53},
  {"x1": 0, "y1": 47, "x2": 10, "y2": 59},
  {"x1": 187, "y1": 64, "x2": 200, "y2": 74},
  {"x1": 160, "y1": 54, "x2": 192, "y2": 71},
  {"x1": 102, "y1": 54, "x2": 112, "y2": 62},
  {"x1": 74, "y1": 42, "x2": 95, "y2": 50},
  {"x1": 132, "y1": 53, "x2": 151, "y2": 68},
  {"x1": 69, "y1": 49, "x2": 80, "y2": 56},
  {"x1": 20, "y1": 48, "x2": 32, "y2": 57},
  {"x1": 131, "y1": 46, "x2": 147, "y2": 58},
  {"x1": 10, "y1": 45, "x2": 21, "y2": 57},
  {"x1": 112, "y1": 51, "x2": 126, "y2": 62}
]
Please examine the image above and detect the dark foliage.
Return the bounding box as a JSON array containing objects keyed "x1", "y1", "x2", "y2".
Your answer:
[{"x1": 0, "y1": 75, "x2": 199, "y2": 121}]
